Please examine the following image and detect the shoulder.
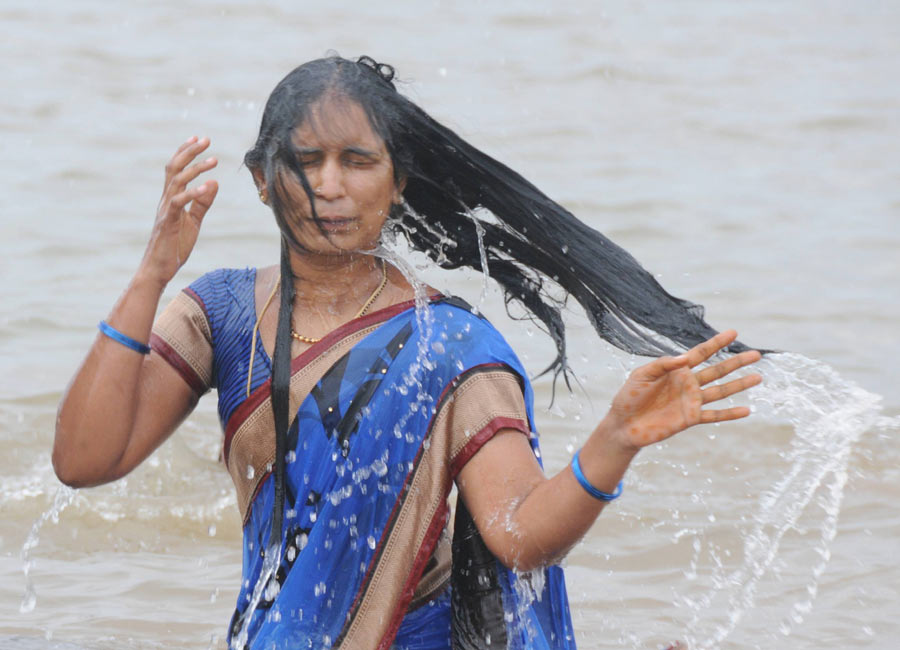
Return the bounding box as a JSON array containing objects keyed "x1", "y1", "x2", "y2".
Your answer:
[
  {"x1": 184, "y1": 267, "x2": 257, "y2": 314},
  {"x1": 429, "y1": 296, "x2": 510, "y2": 345},
  {"x1": 426, "y1": 296, "x2": 527, "y2": 380}
]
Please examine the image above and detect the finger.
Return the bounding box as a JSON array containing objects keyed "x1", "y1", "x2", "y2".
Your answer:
[
  {"x1": 173, "y1": 135, "x2": 199, "y2": 157},
  {"x1": 170, "y1": 156, "x2": 218, "y2": 194},
  {"x1": 169, "y1": 182, "x2": 213, "y2": 214},
  {"x1": 696, "y1": 349, "x2": 762, "y2": 386},
  {"x1": 701, "y1": 373, "x2": 762, "y2": 404},
  {"x1": 699, "y1": 405, "x2": 751, "y2": 423},
  {"x1": 636, "y1": 354, "x2": 690, "y2": 381},
  {"x1": 187, "y1": 180, "x2": 218, "y2": 222},
  {"x1": 164, "y1": 137, "x2": 210, "y2": 183},
  {"x1": 683, "y1": 329, "x2": 738, "y2": 369}
]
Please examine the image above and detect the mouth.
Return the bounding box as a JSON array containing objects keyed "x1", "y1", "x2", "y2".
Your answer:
[{"x1": 310, "y1": 216, "x2": 358, "y2": 233}]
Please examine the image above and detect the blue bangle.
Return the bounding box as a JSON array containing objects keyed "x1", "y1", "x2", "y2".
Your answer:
[
  {"x1": 571, "y1": 449, "x2": 623, "y2": 501},
  {"x1": 98, "y1": 320, "x2": 151, "y2": 355}
]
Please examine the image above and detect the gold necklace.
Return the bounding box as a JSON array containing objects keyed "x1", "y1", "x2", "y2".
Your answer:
[{"x1": 290, "y1": 259, "x2": 387, "y2": 344}]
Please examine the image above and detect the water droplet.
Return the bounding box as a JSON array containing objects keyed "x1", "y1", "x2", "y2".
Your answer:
[
  {"x1": 286, "y1": 450, "x2": 297, "y2": 464},
  {"x1": 367, "y1": 535, "x2": 377, "y2": 550},
  {"x1": 372, "y1": 458, "x2": 388, "y2": 476},
  {"x1": 561, "y1": 245, "x2": 569, "y2": 254},
  {"x1": 19, "y1": 589, "x2": 36, "y2": 613},
  {"x1": 208, "y1": 524, "x2": 217, "y2": 536},
  {"x1": 246, "y1": 465, "x2": 255, "y2": 479}
]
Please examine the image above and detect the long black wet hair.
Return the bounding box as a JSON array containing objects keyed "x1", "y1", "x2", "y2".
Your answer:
[{"x1": 244, "y1": 55, "x2": 754, "y2": 544}]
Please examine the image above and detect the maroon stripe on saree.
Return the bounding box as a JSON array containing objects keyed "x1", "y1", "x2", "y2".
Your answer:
[
  {"x1": 449, "y1": 415, "x2": 530, "y2": 478},
  {"x1": 336, "y1": 429, "x2": 445, "y2": 648},
  {"x1": 149, "y1": 333, "x2": 208, "y2": 396},
  {"x1": 183, "y1": 286, "x2": 206, "y2": 311},
  {"x1": 340, "y1": 363, "x2": 531, "y2": 647},
  {"x1": 378, "y1": 499, "x2": 452, "y2": 650},
  {"x1": 222, "y1": 297, "x2": 427, "y2": 466}
]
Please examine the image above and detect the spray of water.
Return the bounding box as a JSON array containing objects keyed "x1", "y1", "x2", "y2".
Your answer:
[
  {"x1": 20, "y1": 485, "x2": 76, "y2": 614},
  {"x1": 681, "y1": 353, "x2": 889, "y2": 649},
  {"x1": 23, "y1": 216, "x2": 893, "y2": 649},
  {"x1": 231, "y1": 540, "x2": 283, "y2": 650},
  {"x1": 231, "y1": 241, "x2": 446, "y2": 649}
]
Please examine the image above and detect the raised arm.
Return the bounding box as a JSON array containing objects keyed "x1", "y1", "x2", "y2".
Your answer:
[
  {"x1": 456, "y1": 330, "x2": 762, "y2": 571},
  {"x1": 53, "y1": 137, "x2": 219, "y2": 487}
]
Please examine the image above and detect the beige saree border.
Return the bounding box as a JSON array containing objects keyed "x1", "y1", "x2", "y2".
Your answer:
[{"x1": 336, "y1": 367, "x2": 530, "y2": 649}]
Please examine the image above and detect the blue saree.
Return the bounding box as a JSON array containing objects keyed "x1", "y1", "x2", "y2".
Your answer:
[{"x1": 152, "y1": 268, "x2": 576, "y2": 649}]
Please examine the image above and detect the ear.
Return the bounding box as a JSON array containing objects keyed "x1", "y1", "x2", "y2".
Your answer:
[
  {"x1": 393, "y1": 174, "x2": 407, "y2": 203},
  {"x1": 251, "y1": 167, "x2": 266, "y2": 192}
]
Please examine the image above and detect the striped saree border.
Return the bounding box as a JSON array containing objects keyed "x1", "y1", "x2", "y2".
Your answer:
[{"x1": 336, "y1": 364, "x2": 531, "y2": 649}]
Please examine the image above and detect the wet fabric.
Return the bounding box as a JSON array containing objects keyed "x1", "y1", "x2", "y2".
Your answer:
[{"x1": 152, "y1": 268, "x2": 576, "y2": 649}]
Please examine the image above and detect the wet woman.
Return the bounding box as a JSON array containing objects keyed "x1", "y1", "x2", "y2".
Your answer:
[{"x1": 53, "y1": 56, "x2": 762, "y2": 649}]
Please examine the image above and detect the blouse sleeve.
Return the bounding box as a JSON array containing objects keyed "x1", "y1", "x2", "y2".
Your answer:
[
  {"x1": 150, "y1": 289, "x2": 215, "y2": 395},
  {"x1": 437, "y1": 366, "x2": 532, "y2": 478}
]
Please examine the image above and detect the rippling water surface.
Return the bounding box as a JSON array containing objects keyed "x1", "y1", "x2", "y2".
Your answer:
[{"x1": 2, "y1": 1, "x2": 898, "y2": 648}]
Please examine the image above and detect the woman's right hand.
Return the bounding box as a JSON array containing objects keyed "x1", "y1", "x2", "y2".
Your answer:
[{"x1": 140, "y1": 136, "x2": 219, "y2": 286}]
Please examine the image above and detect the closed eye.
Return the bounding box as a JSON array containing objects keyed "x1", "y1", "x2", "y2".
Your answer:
[{"x1": 343, "y1": 147, "x2": 380, "y2": 166}]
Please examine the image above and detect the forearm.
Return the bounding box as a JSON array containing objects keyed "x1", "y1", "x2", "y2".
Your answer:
[
  {"x1": 53, "y1": 268, "x2": 167, "y2": 486},
  {"x1": 463, "y1": 331, "x2": 761, "y2": 573},
  {"x1": 494, "y1": 418, "x2": 638, "y2": 572}
]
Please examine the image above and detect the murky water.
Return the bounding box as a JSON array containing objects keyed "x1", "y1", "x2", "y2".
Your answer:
[{"x1": 2, "y1": 1, "x2": 899, "y2": 648}]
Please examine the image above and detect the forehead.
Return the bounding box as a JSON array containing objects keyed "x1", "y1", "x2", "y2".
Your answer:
[{"x1": 291, "y1": 96, "x2": 384, "y2": 150}]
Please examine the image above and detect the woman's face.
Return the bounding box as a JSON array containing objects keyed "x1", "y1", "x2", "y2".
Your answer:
[{"x1": 274, "y1": 96, "x2": 403, "y2": 256}]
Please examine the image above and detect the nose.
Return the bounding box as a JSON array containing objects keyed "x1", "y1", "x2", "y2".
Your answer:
[{"x1": 312, "y1": 157, "x2": 345, "y2": 201}]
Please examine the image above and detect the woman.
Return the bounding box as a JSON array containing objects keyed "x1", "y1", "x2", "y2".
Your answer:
[{"x1": 53, "y1": 56, "x2": 762, "y2": 649}]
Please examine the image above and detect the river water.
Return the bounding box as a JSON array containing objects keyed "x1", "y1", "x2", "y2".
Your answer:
[{"x1": 2, "y1": 1, "x2": 898, "y2": 648}]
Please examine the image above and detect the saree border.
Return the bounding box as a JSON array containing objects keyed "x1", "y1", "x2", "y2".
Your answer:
[
  {"x1": 223, "y1": 298, "x2": 422, "y2": 464},
  {"x1": 335, "y1": 364, "x2": 531, "y2": 649}
]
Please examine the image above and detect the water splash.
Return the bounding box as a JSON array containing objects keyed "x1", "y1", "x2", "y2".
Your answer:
[
  {"x1": 231, "y1": 540, "x2": 282, "y2": 650},
  {"x1": 20, "y1": 485, "x2": 76, "y2": 613},
  {"x1": 232, "y1": 243, "x2": 442, "y2": 649},
  {"x1": 681, "y1": 353, "x2": 887, "y2": 649},
  {"x1": 469, "y1": 213, "x2": 490, "y2": 309}
]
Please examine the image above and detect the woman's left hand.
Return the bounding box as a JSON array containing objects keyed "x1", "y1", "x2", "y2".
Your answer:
[{"x1": 606, "y1": 330, "x2": 762, "y2": 451}]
